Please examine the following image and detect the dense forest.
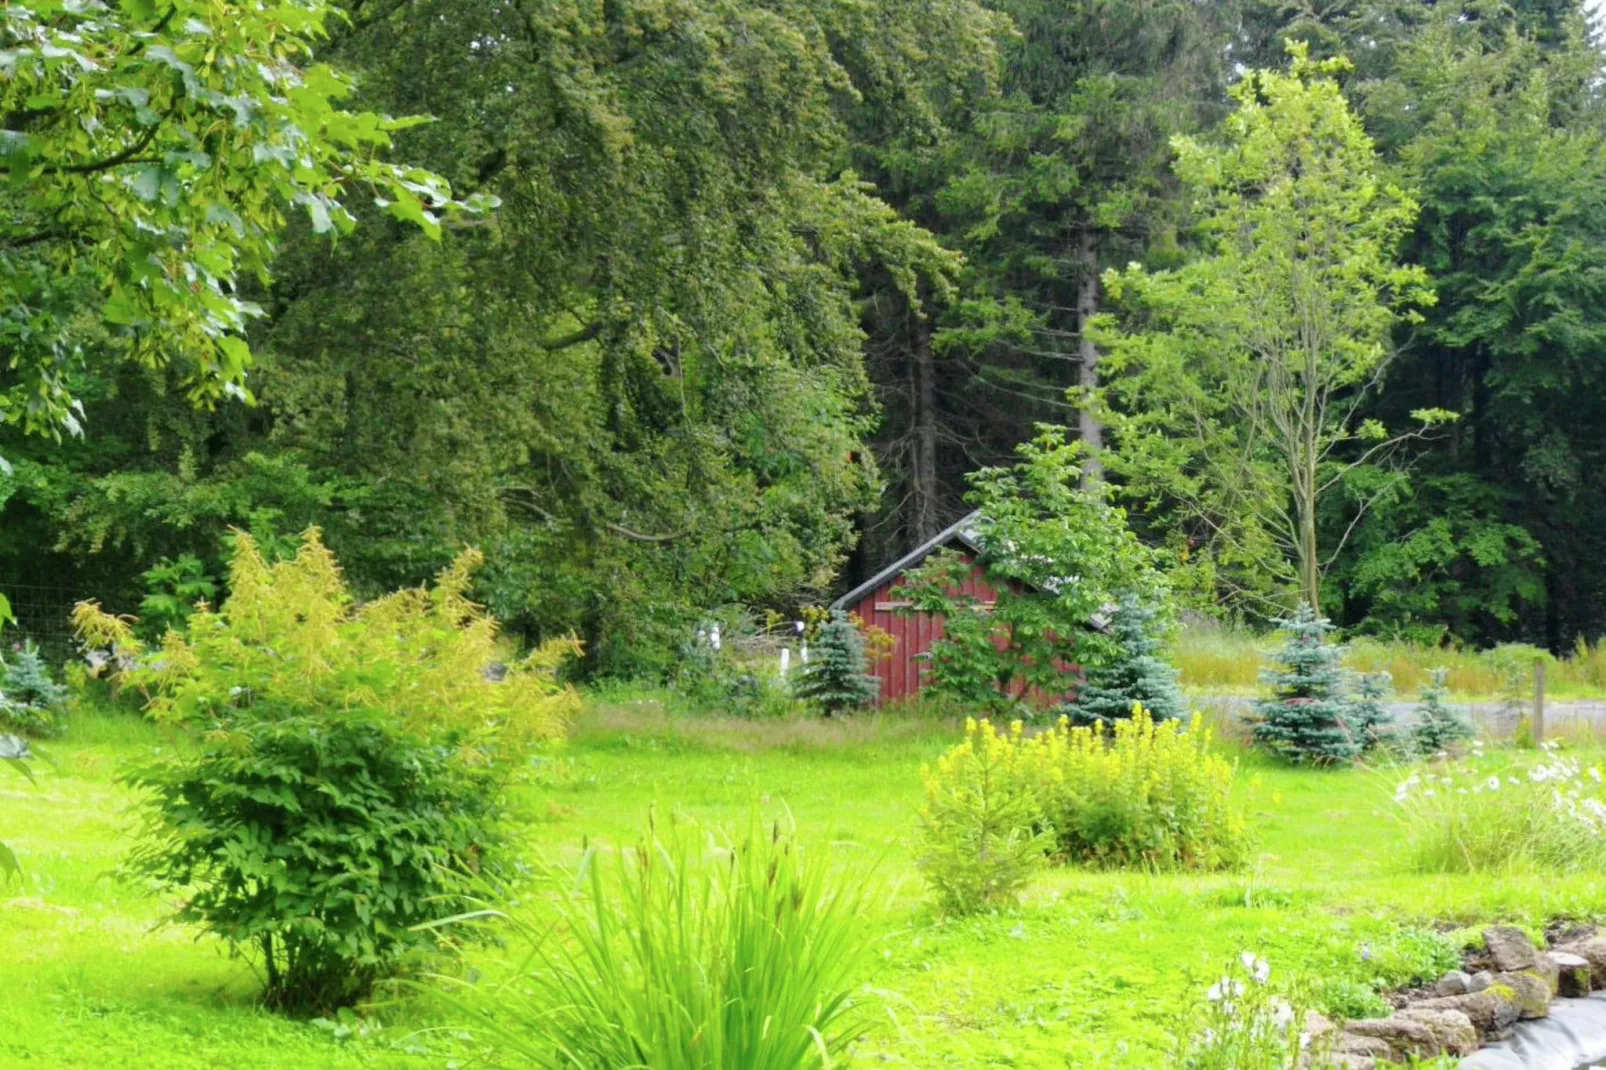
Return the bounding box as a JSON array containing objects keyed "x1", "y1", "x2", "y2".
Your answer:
[{"x1": 4, "y1": 0, "x2": 1605, "y2": 674}]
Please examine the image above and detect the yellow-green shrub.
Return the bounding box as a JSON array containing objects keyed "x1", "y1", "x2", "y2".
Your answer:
[
  {"x1": 917, "y1": 708, "x2": 1248, "y2": 912},
  {"x1": 917, "y1": 718, "x2": 1051, "y2": 915},
  {"x1": 1034, "y1": 707, "x2": 1249, "y2": 870},
  {"x1": 70, "y1": 530, "x2": 580, "y2": 1012},
  {"x1": 72, "y1": 530, "x2": 579, "y2": 753}
]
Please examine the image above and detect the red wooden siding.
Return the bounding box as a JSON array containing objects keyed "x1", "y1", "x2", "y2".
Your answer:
[{"x1": 844, "y1": 552, "x2": 998, "y2": 703}]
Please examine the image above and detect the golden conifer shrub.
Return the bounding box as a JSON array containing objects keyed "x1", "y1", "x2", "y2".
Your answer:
[{"x1": 72, "y1": 529, "x2": 578, "y2": 753}]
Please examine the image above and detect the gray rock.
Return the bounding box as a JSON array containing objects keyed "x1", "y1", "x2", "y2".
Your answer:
[
  {"x1": 1530, "y1": 951, "x2": 1561, "y2": 995},
  {"x1": 1412, "y1": 988, "x2": 1521, "y2": 1037},
  {"x1": 1335, "y1": 1033, "x2": 1394, "y2": 1058},
  {"x1": 1468, "y1": 969, "x2": 1497, "y2": 993},
  {"x1": 1323, "y1": 1056, "x2": 1376, "y2": 1070},
  {"x1": 1557, "y1": 935, "x2": 1606, "y2": 988},
  {"x1": 1396, "y1": 1007, "x2": 1479, "y2": 1056},
  {"x1": 1496, "y1": 969, "x2": 1552, "y2": 1019},
  {"x1": 1435, "y1": 969, "x2": 1473, "y2": 997},
  {"x1": 1546, "y1": 950, "x2": 1593, "y2": 998},
  {"x1": 1485, "y1": 926, "x2": 1541, "y2": 972},
  {"x1": 1345, "y1": 1016, "x2": 1442, "y2": 1060}
]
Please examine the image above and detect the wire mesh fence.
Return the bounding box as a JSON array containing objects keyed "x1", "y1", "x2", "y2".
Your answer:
[{"x1": 2, "y1": 582, "x2": 84, "y2": 666}]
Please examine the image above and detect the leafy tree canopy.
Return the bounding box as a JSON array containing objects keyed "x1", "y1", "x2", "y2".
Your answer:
[{"x1": 0, "y1": 0, "x2": 489, "y2": 455}]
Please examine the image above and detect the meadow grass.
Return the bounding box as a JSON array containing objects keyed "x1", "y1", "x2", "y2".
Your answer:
[
  {"x1": 5, "y1": 700, "x2": 1606, "y2": 1068},
  {"x1": 1171, "y1": 625, "x2": 1606, "y2": 700}
]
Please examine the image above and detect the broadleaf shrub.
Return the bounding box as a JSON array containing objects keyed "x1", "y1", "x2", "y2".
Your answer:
[
  {"x1": 458, "y1": 817, "x2": 874, "y2": 1069},
  {"x1": 72, "y1": 530, "x2": 579, "y2": 1013},
  {"x1": 917, "y1": 707, "x2": 1248, "y2": 913}
]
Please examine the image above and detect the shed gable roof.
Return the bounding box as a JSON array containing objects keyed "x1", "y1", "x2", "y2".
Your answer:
[{"x1": 830, "y1": 511, "x2": 985, "y2": 611}]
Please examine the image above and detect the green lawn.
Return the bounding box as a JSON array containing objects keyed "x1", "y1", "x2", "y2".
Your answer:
[{"x1": 4, "y1": 701, "x2": 1604, "y2": 1068}]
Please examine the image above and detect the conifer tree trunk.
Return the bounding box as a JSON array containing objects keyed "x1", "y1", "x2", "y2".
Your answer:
[
  {"x1": 1076, "y1": 229, "x2": 1104, "y2": 484},
  {"x1": 910, "y1": 294, "x2": 940, "y2": 540}
]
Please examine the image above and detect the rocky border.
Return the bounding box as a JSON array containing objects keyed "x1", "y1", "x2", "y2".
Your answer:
[{"x1": 1309, "y1": 926, "x2": 1598, "y2": 1069}]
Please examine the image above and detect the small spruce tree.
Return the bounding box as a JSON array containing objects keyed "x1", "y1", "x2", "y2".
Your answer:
[
  {"x1": 1251, "y1": 604, "x2": 1360, "y2": 765},
  {"x1": 794, "y1": 611, "x2": 880, "y2": 715},
  {"x1": 1349, "y1": 671, "x2": 1394, "y2": 753},
  {"x1": 0, "y1": 641, "x2": 68, "y2": 738},
  {"x1": 1412, "y1": 668, "x2": 1474, "y2": 755},
  {"x1": 1063, "y1": 594, "x2": 1185, "y2": 725}
]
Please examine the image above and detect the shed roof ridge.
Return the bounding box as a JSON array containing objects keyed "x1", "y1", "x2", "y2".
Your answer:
[{"x1": 830, "y1": 510, "x2": 985, "y2": 611}]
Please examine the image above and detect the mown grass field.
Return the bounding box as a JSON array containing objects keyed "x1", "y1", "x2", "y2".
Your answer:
[{"x1": 4, "y1": 700, "x2": 1605, "y2": 1069}]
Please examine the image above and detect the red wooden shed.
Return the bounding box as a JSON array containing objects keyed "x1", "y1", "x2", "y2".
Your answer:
[{"x1": 831, "y1": 511, "x2": 997, "y2": 703}]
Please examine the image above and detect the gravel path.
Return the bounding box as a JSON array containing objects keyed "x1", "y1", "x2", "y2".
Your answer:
[{"x1": 1191, "y1": 694, "x2": 1606, "y2": 739}]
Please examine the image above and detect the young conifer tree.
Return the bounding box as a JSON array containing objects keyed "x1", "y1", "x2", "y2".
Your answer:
[
  {"x1": 0, "y1": 641, "x2": 68, "y2": 737},
  {"x1": 1064, "y1": 593, "x2": 1185, "y2": 725},
  {"x1": 1349, "y1": 671, "x2": 1394, "y2": 753},
  {"x1": 1412, "y1": 668, "x2": 1474, "y2": 755},
  {"x1": 794, "y1": 611, "x2": 880, "y2": 716},
  {"x1": 1251, "y1": 603, "x2": 1360, "y2": 764}
]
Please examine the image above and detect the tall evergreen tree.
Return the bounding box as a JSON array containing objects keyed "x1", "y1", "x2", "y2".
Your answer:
[{"x1": 0, "y1": 0, "x2": 1007, "y2": 676}]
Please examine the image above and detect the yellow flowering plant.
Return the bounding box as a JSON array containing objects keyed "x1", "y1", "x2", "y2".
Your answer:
[
  {"x1": 71, "y1": 529, "x2": 578, "y2": 756},
  {"x1": 1034, "y1": 706, "x2": 1249, "y2": 871},
  {"x1": 918, "y1": 706, "x2": 1248, "y2": 912}
]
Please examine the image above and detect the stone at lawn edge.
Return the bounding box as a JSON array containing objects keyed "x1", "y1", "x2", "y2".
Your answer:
[
  {"x1": 1344, "y1": 1016, "x2": 1442, "y2": 1060},
  {"x1": 1556, "y1": 934, "x2": 1606, "y2": 987},
  {"x1": 1325, "y1": 1056, "x2": 1376, "y2": 1070},
  {"x1": 1335, "y1": 1033, "x2": 1394, "y2": 1058},
  {"x1": 1305, "y1": 1010, "x2": 1336, "y2": 1040},
  {"x1": 1412, "y1": 988, "x2": 1521, "y2": 1037},
  {"x1": 1497, "y1": 970, "x2": 1552, "y2": 1019},
  {"x1": 1531, "y1": 952, "x2": 1561, "y2": 995},
  {"x1": 1434, "y1": 970, "x2": 1472, "y2": 997},
  {"x1": 1396, "y1": 1007, "x2": 1479, "y2": 1056},
  {"x1": 1467, "y1": 970, "x2": 1496, "y2": 993},
  {"x1": 1547, "y1": 950, "x2": 1593, "y2": 998},
  {"x1": 1484, "y1": 926, "x2": 1541, "y2": 972}
]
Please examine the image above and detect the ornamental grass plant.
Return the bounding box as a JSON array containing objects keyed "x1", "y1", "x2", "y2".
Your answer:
[
  {"x1": 453, "y1": 817, "x2": 876, "y2": 1070},
  {"x1": 1394, "y1": 742, "x2": 1606, "y2": 874}
]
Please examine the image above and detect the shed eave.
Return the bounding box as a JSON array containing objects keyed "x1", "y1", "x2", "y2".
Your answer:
[{"x1": 830, "y1": 510, "x2": 985, "y2": 611}]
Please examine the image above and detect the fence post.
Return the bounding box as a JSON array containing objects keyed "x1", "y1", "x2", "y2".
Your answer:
[{"x1": 1534, "y1": 658, "x2": 1546, "y2": 745}]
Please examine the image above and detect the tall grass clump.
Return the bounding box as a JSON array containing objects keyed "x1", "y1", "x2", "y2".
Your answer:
[
  {"x1": 917, "y1": 707, "x2": 1247, "y2": 913},
  {"x1": 460, "y1": 818, "x2": 875, "y2": 1069},
  {"x1": 1395, "y1": 744, "x2": 1606, "y2": 874}
]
